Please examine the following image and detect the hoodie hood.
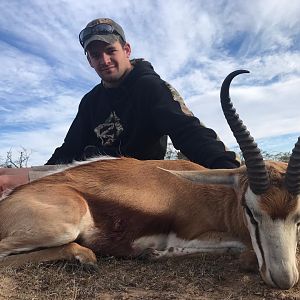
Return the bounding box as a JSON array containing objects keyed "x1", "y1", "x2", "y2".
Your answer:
[{"x1": 121, "y1": 59, "x2": 161, "y2": 88}]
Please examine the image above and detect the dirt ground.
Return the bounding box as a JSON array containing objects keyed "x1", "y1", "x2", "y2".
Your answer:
[{"x1": 0, "y1": 251, "x2": 299, "y2": 300}]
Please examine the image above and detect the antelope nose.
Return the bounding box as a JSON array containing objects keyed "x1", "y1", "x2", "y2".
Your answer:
[{"x1": 270, "y1": 269, "x2": 299, "y2": 290}]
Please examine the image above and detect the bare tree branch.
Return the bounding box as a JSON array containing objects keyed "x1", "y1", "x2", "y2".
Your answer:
[{"x1": 0, "y1": 148, "x2": 31, "y2": 168}]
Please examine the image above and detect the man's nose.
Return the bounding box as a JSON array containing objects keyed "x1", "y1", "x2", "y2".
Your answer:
[{"x1": 99, "y1": 52, "x2": 111, "y2": 65}]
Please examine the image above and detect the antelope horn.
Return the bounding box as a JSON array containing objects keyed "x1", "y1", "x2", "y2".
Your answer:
[
  {"x1": 285, "y1": 137, "x2": 300, "y2": 195},
  {"x1": 220, "y1": 70, "x2": 270, "y2": 195}
]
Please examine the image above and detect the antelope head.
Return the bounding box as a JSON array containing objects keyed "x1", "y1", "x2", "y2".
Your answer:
[
  {"x1": 221, "y1": 70, "x2": 300, "y2": 289},
  {"x1": 163, "y1": 71, "x2": 300, "y2": 289}
]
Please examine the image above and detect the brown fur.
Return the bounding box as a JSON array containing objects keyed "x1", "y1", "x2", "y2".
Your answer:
[
  {"x1": 0, "y1": 158, "x2": 247, "y2": 266},
  {"x1": 238, "y1": 161, "x2": 297, "y2": 220},
  {"x1": 257, "y1": 161, "x2": 298, "y2": 219},
  {"x1": 0, "y1": 157, "x2": 296, "y2": 279}
]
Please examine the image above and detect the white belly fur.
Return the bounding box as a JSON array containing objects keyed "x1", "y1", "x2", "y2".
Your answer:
[{"x1": 132, "y1": 233, "x2": 246, "y2": 258}]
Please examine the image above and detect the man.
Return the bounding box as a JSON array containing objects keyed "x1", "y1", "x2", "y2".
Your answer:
[{"x1": 0, "y1": 18, "x2": 239, "y2": 196}]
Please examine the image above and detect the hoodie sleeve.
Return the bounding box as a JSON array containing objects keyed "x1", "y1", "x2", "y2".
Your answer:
[
  {"x1": 148, "y1": 80, "x2": 240, "y2": 169},
  {"x1": 45, "y1": 99, "x2": 89, "y2": 165}
]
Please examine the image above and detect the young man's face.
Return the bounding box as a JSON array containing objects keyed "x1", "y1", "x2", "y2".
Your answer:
[{"x1": 86, "y1": 40, "x2": 132, "y2": 87}]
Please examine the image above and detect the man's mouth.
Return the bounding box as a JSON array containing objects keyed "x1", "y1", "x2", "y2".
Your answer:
[{"x1": 100, "y1": 66, "x2": 115, "y2": 72}]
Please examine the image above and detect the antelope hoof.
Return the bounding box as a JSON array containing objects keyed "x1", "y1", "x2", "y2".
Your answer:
[
  {"x1": 66, "y1": 243, "x2": 97, "y2": 266},
  {"x1": 137, "y1": 248, "x2": 160, "y2": 260},
  {"x1": 74, "y1": 250, "x2": 97, "y2": 266}
]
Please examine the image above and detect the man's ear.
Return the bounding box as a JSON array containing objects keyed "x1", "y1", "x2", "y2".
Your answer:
[{"x1": 123, "y1": 43, "x2": 131, "y2": 58}]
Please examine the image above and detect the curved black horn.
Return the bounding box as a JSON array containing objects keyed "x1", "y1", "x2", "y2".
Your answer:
[
  {"x1": 285, "y1": 137, "x2": 300, "y2": 195},
  {"x1": 220, "y1": 70, "x2": 270, "y2": 195}
]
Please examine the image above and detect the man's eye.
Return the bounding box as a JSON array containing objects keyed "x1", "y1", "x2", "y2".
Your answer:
[{"x1": 90, "y1": 54, "x2": 99, "y2": 59}]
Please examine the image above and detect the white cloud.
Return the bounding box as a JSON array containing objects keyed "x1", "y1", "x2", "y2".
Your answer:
[
  {"x1": 0, "y1": 126, "x2": 69, "y2": 166},
  {"x1": 0, "y1": 43, "x2": 53, "y2": 96},
  {"x1": 188, "y1": 76, "x2": 300, "y2": 147},
  {"x1": 0, "y1": 0, "x2": 300, "y2": 165}
]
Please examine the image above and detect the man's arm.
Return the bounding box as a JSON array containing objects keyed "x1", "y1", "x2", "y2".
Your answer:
[
  {"x1": 46, "y1": 101, "x2": 89, "y2": 165},
  {"x1": 150, "y1": 81, "x2": 240, "y2": 169}
]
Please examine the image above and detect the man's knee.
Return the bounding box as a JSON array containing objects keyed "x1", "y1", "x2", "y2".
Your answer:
[
  {"x1": 0, "y1": 173, "x2": 29, "y2": 195},
  {"x1": 0, "y1": 168, "x2": 30, "y2": 176},
  {"x1": 0, "y1": 175, "x2": 15, "y2": 191}
]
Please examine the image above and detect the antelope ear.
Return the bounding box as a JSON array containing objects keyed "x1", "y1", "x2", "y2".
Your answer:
[{"x1": 158, "y1": 167, "x2": 241, "y2": 186}]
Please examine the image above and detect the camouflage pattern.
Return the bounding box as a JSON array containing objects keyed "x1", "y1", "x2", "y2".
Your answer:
[
  {"x1": 164, "y1": 81, "x2": 194, "y2": 117},
  {"x1": 164, "y1": 81, "x2": 240, "y2": 163},
  {"x1": 81, "y1": 18, "x2": 126, "y2": 49},
  {"x1": 84, "y1": 18, "x2": 126, "y2": 42}
]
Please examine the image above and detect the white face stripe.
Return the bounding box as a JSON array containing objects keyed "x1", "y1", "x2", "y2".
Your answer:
[
  {"x1": 244, "y1": 189, "x2": 264, "y2": 268},
  {"x1": 244, "y1": 211, "x2": 264, "y2": 266}
]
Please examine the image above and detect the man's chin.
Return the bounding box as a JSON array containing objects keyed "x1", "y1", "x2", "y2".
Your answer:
[
  {"x1": 100, "y1": 75, "x2": 123, "y2": 87},
  {"x1": 102, "y1": 75, "x2": 119, "y2": 83}
]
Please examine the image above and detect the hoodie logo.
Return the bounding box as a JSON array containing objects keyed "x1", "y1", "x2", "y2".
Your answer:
[{"x1": 94, "y1": 111, "x2": 124, "y2": 146}]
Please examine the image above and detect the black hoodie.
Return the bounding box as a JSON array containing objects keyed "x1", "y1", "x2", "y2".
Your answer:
[{"x1": 46, "y1": 60, "x2": 239, "y2": 169}]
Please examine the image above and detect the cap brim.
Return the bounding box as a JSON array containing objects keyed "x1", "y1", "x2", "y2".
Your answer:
[{"x1": 83, "y1": 35, "x2": 117, "y2": 50}]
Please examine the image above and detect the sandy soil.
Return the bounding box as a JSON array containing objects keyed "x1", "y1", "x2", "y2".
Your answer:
[{"x1": 0, "y1": 252, "x2": 299, "y2": 300}]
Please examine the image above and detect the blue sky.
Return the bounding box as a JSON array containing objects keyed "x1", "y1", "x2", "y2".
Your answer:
[{"x1": 0, "y1": 0, "x2": 300, "y2": 165}]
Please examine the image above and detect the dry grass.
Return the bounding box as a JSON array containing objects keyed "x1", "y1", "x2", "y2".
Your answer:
[{"x1": 0, "y1": 252, "x2": 299, "y2": 300}]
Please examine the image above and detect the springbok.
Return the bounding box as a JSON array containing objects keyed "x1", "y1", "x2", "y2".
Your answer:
[{"x1": 0, "y1": 71, "x2": 299, "y2": 290}]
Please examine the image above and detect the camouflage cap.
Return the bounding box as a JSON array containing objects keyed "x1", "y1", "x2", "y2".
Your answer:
[{"x1": 79, "y1": 18, "x2": 126, "y2": 50}]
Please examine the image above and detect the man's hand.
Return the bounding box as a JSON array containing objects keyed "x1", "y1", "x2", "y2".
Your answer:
[{"x1": 0, "y1": 168, "x2": 30, "y2": 197}]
